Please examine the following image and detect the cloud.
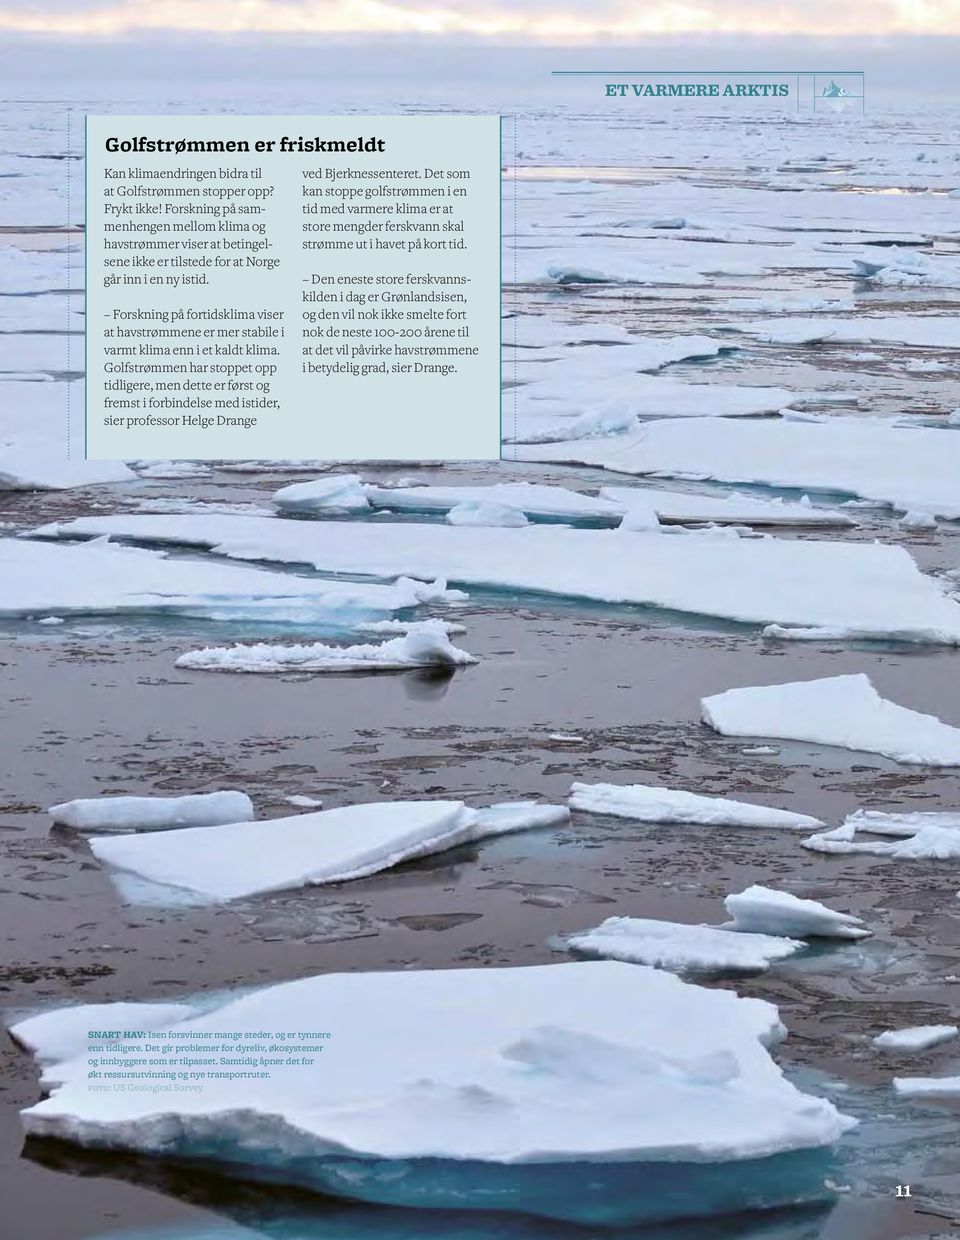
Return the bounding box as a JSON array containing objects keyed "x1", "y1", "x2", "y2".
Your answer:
[{"x1": 0, "y1": 0, "x2": 956, "y2": 39}]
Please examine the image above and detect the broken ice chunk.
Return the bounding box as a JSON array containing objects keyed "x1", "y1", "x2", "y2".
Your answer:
[
  {"x1": 567, "y1": 916, "x2": 805, "y2": 974},
  {"x1": 88, "y1": 799, "x2": 569, "y2": 901},
  {"x1": 48, "y1": 790, "x2": 254, "y2": 833},
  {"x1": 274, "y1": 473, "x2": 370, "y2": 514},
  {"x1": 446, "y1": 501, "x2": 529, "y2": 528},
  {"x1": 702, "y1": 674, "x2": 960, "y2": 766},
  {"x1": 874, "y1": 1026, "x2": 958, "y2": 1052},
  {"x1": 174, "y1": 620, "x2": 477, "y2": 674},
  {"x1": 570, "y1": 782, "x2": 822, "y2": 831},
  {"x1": 724, "y1": 885, "x2": 870, "y2": 940}
]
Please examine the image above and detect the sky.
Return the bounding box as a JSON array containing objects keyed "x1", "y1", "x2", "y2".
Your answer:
[{"x1": 0, "y1": 0, "x2": 957, "y2": 39}]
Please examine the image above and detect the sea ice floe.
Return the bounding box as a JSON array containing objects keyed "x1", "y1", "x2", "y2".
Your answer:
[
  {"x1": 873, "y1": 1026, "x2": 958, "y2": 1052},
  {"x1": 567, "y1": 916, "x2": 804, "y2": 974},
  {"x1": 502, "y1": 314, "x2": 637, "y2": 348},
  {"x1": 506, "y1": 376, "x2": 796, "y2": 445},
  {"x1": 724, "y1": 885, "x2": 870, "y2": 940},
  {"x1": 88, "y1": 800, "x2": 569, "y2": 901},
  {"x1": 273, "y1": 473, "x2": 371, "y2": 514},
  {"x1": 362, "y1": 481, "x2": 622, "y2": 523},
  {"x1": 0, "y1": 537, "x2": 463, "y2": 623},
  {"x1": 446, "y1": 500, "x2": 529, "y2": 528},
  {"x1": 352, "y1": 478, "x2": 850, "y2": 528},
  {"x1": 899, "y1": 510, "x2": 938, "y2": 531},
  {"x1": 0, "y1": 447, "x2": 135, "y2": 491},
  {"x1": 802, "y1": 823, "x2": 960, "y2": 861},
  {"x1": 174, "y1": 620, "x2": 477, "y2": 674},
  {"x1": 599, "y1": 485, "x2": 853, "y2": 527},
  {"x1": 703, "y1": 674, "x2": 960, "y2": 766},
  {"x1": 49, "y1": 790, "x2": 254, "y2": 833},
  {"x1": 893, "y1": 1075, "x2": 960, "y2": 1098},
  {"x1": 8, "y1": 961, "x2": 854, "y2": 1223},
  {"x1": 569, "y1": 783, "x2": 822, "y2": 831},
  {"x1": 842, "y1": 809, "x2": 960, "y2": 837},
  {"x1": 516, "y1": 417, "x2": 960, "y2": 521},
  {"x1": 0, "y1": 379, "x2": 133, "y2": 489},
  {"x1": 132, "y1": 461, "x2": 212, "y2": 480},
  {"x1": 0, "y1": 244, "x2": 77, "y2": 294},
  {"x1": 726, "y1": 315, "x2": 960, "y2": 350},
  {"x1": 11, "y1": 1003, "x2": 195, "y2": 1076},
  {"x1": 32, "y1": 516, "x2": 960, "y2": 645},
  {"x1": 356, "y1": 617, "x2": 467, "y2": 636},
  {"x1": 508, "y1": 338, "x2": 723, "y2": 386}
]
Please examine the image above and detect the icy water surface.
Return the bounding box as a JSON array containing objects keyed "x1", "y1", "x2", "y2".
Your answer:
[{"x1": 3, "y1": 83, "x2": 960, "y2": 1240}]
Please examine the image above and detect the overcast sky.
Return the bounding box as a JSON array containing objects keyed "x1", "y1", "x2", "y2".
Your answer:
[{"x1": 0, "y1": 0, "x2": 956, "y2": 38}]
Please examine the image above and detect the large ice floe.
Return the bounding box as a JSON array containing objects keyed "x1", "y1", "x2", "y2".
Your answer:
[
  {"x1": 0, "y1": 538, "x2": 461, "y2": 622},
  {"x1": 566, "y1": 916, "x2": 804, "y2": 974},
  {"x1": 30, "y1": 516, "x2": 960, "y2": 645},
  {"x1": 569, "y1": 783, "x2": 822, "y2": 831},
  {"x1": 515, "y1": 417, "x2": 960, "y2": 520},
  {"x1": 88, "y1": 800, "x2": 568, "y2": 901},
  {"x1": 0, "y1": 380, "x2": 135, "y2": 490},
  {"x1": 702, "y1": 674, "x2": 960, "y2": 766},
  {"x1": 724, "y1": 885, "x2": 870, "y2": 940},
  {"x1": 8, "y1": 962, "x2": 855, "y2": 1224},
  {"x1": 49, "y1": 790, "x2": 253, "y2": 833},
  {"x1": 174, "y1": 620, "x2": 477, "y2": 675}
]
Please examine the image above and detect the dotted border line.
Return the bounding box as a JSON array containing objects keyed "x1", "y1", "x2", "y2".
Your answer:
[
  {"x1": 66, "y1": 110, "x2": 71, "y2": 458},
  {"x1": 511, "y1": 114, "x2": 516, "y2": 459}
]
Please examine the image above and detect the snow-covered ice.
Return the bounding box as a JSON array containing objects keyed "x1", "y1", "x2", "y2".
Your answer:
[
  {"x1": 49, "y1": 790, "x2": 254, "y2": 833},
  {"x1": 802, "y1": 823, "x2": 960, "y2": 861},
  {"x1": 0, "y1": 380, "x2": 133, "y2": 490},
  {"x1": 893, "y1": 1076, "x2": 960, "y2": 1098},
  {"x1": 567, "y1": 916, "x2": 804, "y2": 973},
  {"x1": 727, "y1": 315, "x2": 960, "y2": 350},
  {"x1": 503, "y1": 314, "x2": 637, "y2": 349},
  {"x1": 32, "y1": 515, "x2": 960, "y2": 645},
  {"x1": 363, "y1": 480, "x2": 621, "y2": 523},
  {"x1": 356, "y1": 617, "x2": 467, "y2": 636},
  {"x1": 8, "y1": 962, "x2": 854, "y2": 1223},
  {"x1": 133, "y1": 461, "x2": 212, "y2": 480},
  {"x1": 88, "y1": 799, "x2": 569, "y2": 901},
  {"x1": 600, "y1": 485, "x2": 853, "y2": 528},
  {"x1": 842, "y1": 809, "x2": 960, "y2": 837},
  {"x1": 174, "y1": 620, "x2": 477, "y2": 674},
  {"x1": 873, "y1": 1026, "x2": 958, "y2": 1052},
  {"x1": 516, "y1": 417, "x2": 960, "y2": 520},
  {"x1": 0, "y1": 537, "x2": 463, "y2": 623},
  {"x1": 703, "y1": 674, "x2": 960, "y2": 766},
  {"x1": 569, "y1": 783, "x2": 822, "y2": 831},
  {"x1": 359, "y1": 479, "x2": 851, "y2": 527},
  {"x1": 0, "y1": 447, "x2": 135, "y2": 491},
  {"x1": 724, "y1": 885, "x2": 870, "y2": 940},
  {"x1": 273, "y1": 473, "x2": 371, "y2": 514},
  {"x1": 506, "y1": 375, "x2": 796, "y2": 445},
  {"x1": 446, "y1": 500, "x2": 529, "y2": 528}
]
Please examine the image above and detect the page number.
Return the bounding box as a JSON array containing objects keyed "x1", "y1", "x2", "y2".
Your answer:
[{"x1": 896, "y1": 1184, "x2": 912, "y2": 1198}]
